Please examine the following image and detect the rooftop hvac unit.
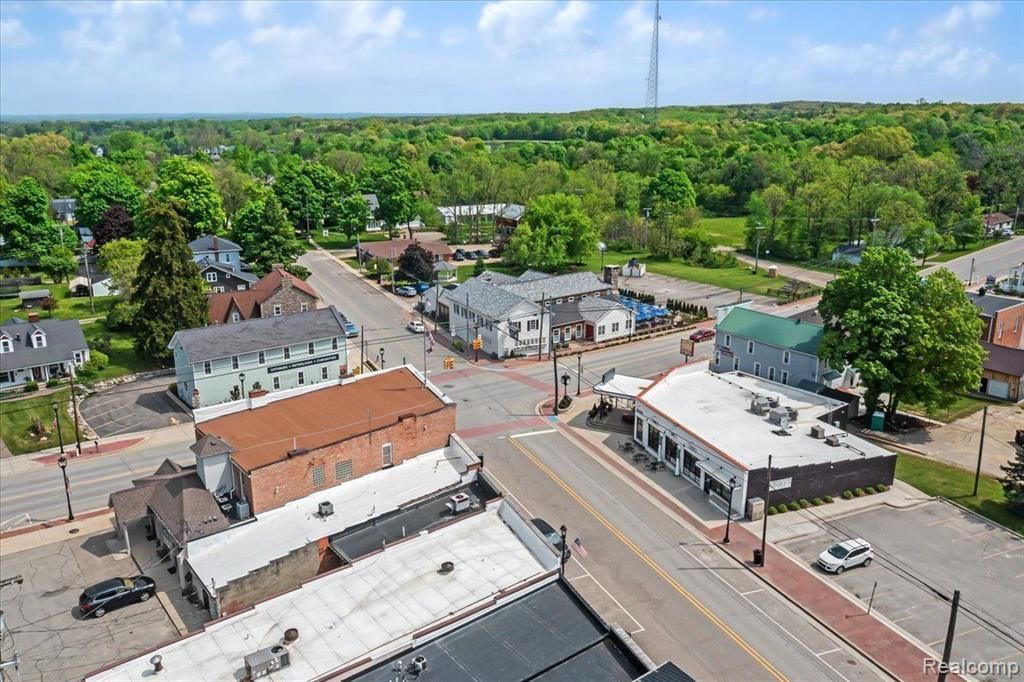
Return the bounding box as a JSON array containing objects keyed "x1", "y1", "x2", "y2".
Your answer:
[
  {"x1": 750, "y1": 396, "x2": 771, "y2": 415},
  {"x1": 810, "y1": 425, "x2": 826, "y2": 440},
  {"x1": 318, "y1": 501, "x2": 334, "y2": 518},
  {"x1": 769, "y1": 406, "x2": 799, "y2": 425},
  {"x1": 235, "y1": 500, "x2": 251, "y2": 521},
  {"x1": 244, "y1": 645, "x2": 290, "y2": 679},
  {"x1": 824, "y1": 435, "x2": 842, "y2": 447},
  {"x1": 768, "y1": 396, "x2": 780, "y2": 408},
  {"x1": 446, "y1": 492, "x2": 471, "y2": 515}
]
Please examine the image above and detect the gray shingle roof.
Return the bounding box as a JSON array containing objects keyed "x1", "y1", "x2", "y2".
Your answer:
[
  {"x1": 477, "y1": 271, "x2": 517, "y2": 284},
  {"x1": 361, "y1": 193, "x2": 380, "y2": 212},
  {"x1": 969, "y1": 292, "x2": 1024, "y2": 317},
  {"x1": 982, "y1": 342, "x2": 1024, "y2": 377},
  {"x1": 502, "y1": 271, "x2": 611, "y2": 302},
  {"x1": 578, "y1": 294, "x2": 629, "y2": 323},
  {"x1": 148, "y1": 472, "x2": 230, "y2": 543},
  {"x1": 0, "y1": 318, "x2": 89, "y2": 371},
  {"x1": 51, "y1": 198, "x2": 76, "y2": 214},
  {"x1": 188, "y1": 234, "x2": 241, "y2": 253},
  {"x1": 196, "y1": 260, "x2": 259, "y2": 282},
  {"x1": 168, "y1": 305, "x2": 348, "y2": 362},
  {"x1": 440, "y1": 278, "x2": 537, "y2": 319}
]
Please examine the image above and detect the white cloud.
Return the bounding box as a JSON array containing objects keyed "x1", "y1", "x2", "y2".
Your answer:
[
  {"x1": 211, "y1": 39, "x2": 253, "y2": 74},
  {"x1": 939, "y1": 46, "x2": 997, "y2": 76},
  {"x1": 187, "y1": 2, "x2": 224, "y2": 26},
  {"x1": 61, "y1": 1, "x2": 183, "y2": 66},
  {"x1": 620, "y1": 0, "x2": 724, "y2": 47},
  {"x1": 241, "y1": 0, "x2": 274, "y2": 25},
  {"x1": 923, "y1": 1, "x2": 999, "y2": 37},
  {"x1": 478, "y1": 1, "x2": 593, "y2": 55},
  {"x1": 0, "y1": 18, "x2": 34, "y2": 47},
  {"x1": 746, "y1": 6, "x2": 776, "y2": 22},
  {"x1": 440, "y1": 26, "x2": 466, "y2": 47}
]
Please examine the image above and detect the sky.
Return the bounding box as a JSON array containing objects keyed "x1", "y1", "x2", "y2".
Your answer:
[{"x1": 0, "y1": 0, "x2": 1021, "y2": 116}]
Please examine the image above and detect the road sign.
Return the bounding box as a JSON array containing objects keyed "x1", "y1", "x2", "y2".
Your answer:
[{"x1": 679, "y1": 338, "x2": 695, "y2": 357}]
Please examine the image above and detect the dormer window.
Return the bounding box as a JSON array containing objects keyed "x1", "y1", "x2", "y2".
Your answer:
[
  {"x1": 31, "y1": 331, "x2": 46, "y2": 348},
  {"x1": 0, "y1": 337, "x2": 11, "y2": 353}
]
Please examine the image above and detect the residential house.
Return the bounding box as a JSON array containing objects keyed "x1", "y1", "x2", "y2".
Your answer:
[
  {"x1": 979, "y1": 342, "x2": 1024, "y2": 401},
  {"x1": 207, "y1": 266, "x2": 320, "y2": 325},
  {"x1": 633, "y1": 367, "x2": 895, "y2": 518},
  {"x1": 831, "y1": 242, "x2": 864, "y2": 266},
  {"x1": 355, "y1": 238, "x2": 452, "y2": 264},
  {"x1": 69, "y1": 260, "x2": 114, "y2": 298},
  {"x1": 495, "y1": 203, "x2": 526, "y2": 246},
  {"x1": 983, "y1": 212, "x2": 1015, "y2": 238},
  {"x1": 549, "y1": 295, "x2": 636, "y2": 345},
  {"x1": 1, "y1": 316, "x2": 90, "y2": 389},
  {"x1": 968, "y1": 292, "x2": 1024, "y2": 349},
  {"x1": 361, "y1": 193, "x2": 383, "y2": 232},
  {"x1": 18, "y1": 290, "x2": 50, "y2": 309},
  {"x1": 198, "y1": 262, "x2": 258, "y2": 293},
  {"x1": 168, "y1": 305, "x2": 349, "y2": 407},
  {"x1": 51, "y1": 197, "x2": 77, "y2": 224},
  {"x1": 439, "y1": 270, "x2": 616, "y2": 358},
  {"x1": 713, "y1": 305, "x2": 834, "y2": 389}
]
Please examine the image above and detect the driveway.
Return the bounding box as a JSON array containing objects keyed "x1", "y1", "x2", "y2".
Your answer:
[
  {"x1": 781, "y1": 501, "x2": 1024, "y2": 680},
  {"x1": 0, "y1": 529, "x2": 178, "y2": 680},
  {"x1": 616, "y1": 271, "x2": 774, "y2": 310},
  {"x1": 80, "y1": 376, "x2": 191, "y2": 438}
]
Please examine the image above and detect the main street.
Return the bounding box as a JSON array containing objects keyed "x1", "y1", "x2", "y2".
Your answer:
[{"x1": 922, "y1": 235, "x2": 1023, "y2": 283}]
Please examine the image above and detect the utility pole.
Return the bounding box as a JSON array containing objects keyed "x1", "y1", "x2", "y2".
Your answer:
[
  {"x1": 68, "y1": 363, "x2": 81, "y2": 455},
  {"x1": 551, "y1": 344, "x2": 560, "y2": 416},
  {"x1": 937, "y1": 590, "x2": 961, "y2": 682},
  {"x1": 360, "y1": 326, "x2": 366, "y2": 371},
  {"x1": 972, "y1": 405, "x2": 988, "y2": 497},
  {"x1": 753, "y1": 223, "x2": 765, "y2": 274},
  {"x1": 421, "y1": 308, "x2": 428, "y2": 383},
  {"x1": 537, "y1": 293, "x2": 546, "y2": 361},
  {"x1": 474, "y1": 323, "x2": 480, "y2": 362},
  {"x1": 968, "y1": 257, "x2": 975, "y2": 287},
  {"x1": 82, "y1": 241, "x2": 95, "y2": 314},
  {"x1": 759, "y1": 454, "x2": 772, "y2": 566},
  {"x1": 465, "y1": 291, "x2": 471, "y2": 353},
  {"x1": 576, "y1": 352, "x2": 582, "y2": 396}
]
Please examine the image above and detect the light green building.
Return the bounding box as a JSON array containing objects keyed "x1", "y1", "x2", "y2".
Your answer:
[{"x1": 169, "y1": 306, "x2": 349, "y2": 408}]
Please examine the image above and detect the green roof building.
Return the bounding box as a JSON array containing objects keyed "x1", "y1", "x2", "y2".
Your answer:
[{"x1": 713, "y1": 306, "x2": 828, "y2": 389}]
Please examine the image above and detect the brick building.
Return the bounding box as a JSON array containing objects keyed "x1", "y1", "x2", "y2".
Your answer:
[
  {"x1": 969, "y1": 291, "x2": 1024, "y2": 350},
  {"x1": 194, "y1": 365, "x2": 456, "y2": 514},
  {"x1": 207, "y1": 266, "x2": 321, "y2": 325}
]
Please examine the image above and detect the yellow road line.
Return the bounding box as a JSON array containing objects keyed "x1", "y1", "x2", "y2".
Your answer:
[{"x1": 509, "y1": 435, "x2": 789, "y2": 682}]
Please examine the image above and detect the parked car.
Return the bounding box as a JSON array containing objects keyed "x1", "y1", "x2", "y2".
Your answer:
[
  {"x1": 453, "y1": 249, "x2": 466, "y2": 261},
  {"x1": 413, "y1": 281, "x2": 432, "y2": 294},
  {"x1": 395, "y1": 285, "x2": 417, "y2": 297},
  {"x1": 470, "y1": 250, "x2": 487, "y2": 260},
  {"x1": 488, "y1": 248, "x2": 500, "y2": 258},
  {"x1": 689, "y1": 328, "x2": 715, "y2": 343},
  {"x1": 531, "y1": 518, "x2": 570, "y2": 562},
  {"x1": 78, "y1": 576, "x2": 156, "y2": 618},
  {"x1": 816, "y1": 538, "x2": 873, "y2": 574},
  {"x1": 343, "y1": 321, "x2": 359, "y2": 338},
  {"x1": 407, "y1": 320, "x2": 425, "y2": 333}
]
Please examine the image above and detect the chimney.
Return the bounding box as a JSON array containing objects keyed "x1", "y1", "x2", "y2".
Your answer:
[{"x1": 212, "y1": 235, "x2": 219, "y2": 252}]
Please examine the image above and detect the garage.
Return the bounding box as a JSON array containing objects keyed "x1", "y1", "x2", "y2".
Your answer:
[
  {"x1": 980, "y1": 342, "x2": 1024, "y2": 403},
  {"x1": 986, "y1": 378, "x2": 1010, "y2": 399}
]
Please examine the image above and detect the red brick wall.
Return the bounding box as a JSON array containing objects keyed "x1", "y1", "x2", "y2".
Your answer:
[
  {"x1": 242, "y1": 406, "x2": 455, "y2": 513},
  {"x1": 992, "y1": 308, "x2": 1024, "y2": 349}
]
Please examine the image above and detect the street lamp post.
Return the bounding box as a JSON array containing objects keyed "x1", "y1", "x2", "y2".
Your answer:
[
  {"x1": 379, "y1": 348, "x2": 386, "y2": 369},
  {"x1": 598, "y1": 241, "x2": 608, "y2": 270},
  {"x1": 753, "y1": 223, "x2": 766, "y2": 274},
  {"x1": 561, "y1": 373, "x2": 571, "y2": 402},
  {"x1": 759, "y1": 454, "x2": 773, "y2": 566},
  {"x1": 723, "y1": 477, "x2": 737, "y2": 544},
  {"x1": 238, "y1": 372, "x2": 246, "y2": 400},
  {"x1": 57, "y1": 454, "x2": 74, "y2": 521},
  {"x1": 51, "y1": 401, "x2": 65, "y2": 455},
  {"x1": 575, "y1": 353, "x2": 582, "y2": 396}
]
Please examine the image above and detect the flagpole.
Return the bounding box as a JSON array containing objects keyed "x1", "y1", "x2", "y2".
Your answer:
[{"x1": 421, "y1": 307, "x2": 428, "y2": 384}]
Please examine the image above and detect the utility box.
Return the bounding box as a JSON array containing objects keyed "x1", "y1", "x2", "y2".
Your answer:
[
  {"x1": 244, "y1": 645, "x2": 291, "y2": 679},
  {"x1": 746, "y1": 497, "x2": 765, "y2": 521},
  {"x1": 767, "y1": 265, "x2": 779, "y2": 278},
  {"x1": 870, "y1": 411, "x2": 885, "y2": 431}
]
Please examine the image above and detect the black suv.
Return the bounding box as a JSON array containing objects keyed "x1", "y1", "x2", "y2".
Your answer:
[{"x1": 79, "y1": 576, "x2": 156, "y2": 618}]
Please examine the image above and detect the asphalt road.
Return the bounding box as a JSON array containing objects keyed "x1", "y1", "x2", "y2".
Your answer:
[{"x1": 921, "y1": 235, "x2": 1023, "y2": 283}]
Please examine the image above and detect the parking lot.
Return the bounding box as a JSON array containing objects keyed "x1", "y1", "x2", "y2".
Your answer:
[
  {"x1": 80, "y1": 376, "x2": 191, "y2": 438},
  {"x1": 0, "y1": 530, "x2": 178, "y2": 680},
  {"x1": 615, "y1": 272, "x2": 774, "y2": 310},
  {"x1": 781, "y1": 501, "x2": 1024, "y2": 680}
]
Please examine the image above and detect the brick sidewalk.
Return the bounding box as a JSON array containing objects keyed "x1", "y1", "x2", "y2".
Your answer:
[{"x1": 555, "y1": 420, "x2": 961, "y2": 682}]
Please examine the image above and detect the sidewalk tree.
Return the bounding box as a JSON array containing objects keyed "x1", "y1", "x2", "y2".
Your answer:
[
  {"x1": 398, "y1": 242, "x2": 434, "y2": 282},
  {"x1": 130, "y1": 199, "x2": 208, "y2": 363},
  {"x1": 999, "y1": 443, "x2": 1024, "y2": 513},
  {"x1": 231, "y1": 191, "x2": 303, "y2": 275},
  {"x1": 69, "y1": 164, "x2": 142, "y2": 227},
  {"x1": 818, "y1": 247, "x2": 983, "y2": 423},
  {"x1": 92, "y1": 204, "x2": 135, "y2": 247},
  {"x1": 154, "y1": 157, "x2": 226, "y2": 240}
]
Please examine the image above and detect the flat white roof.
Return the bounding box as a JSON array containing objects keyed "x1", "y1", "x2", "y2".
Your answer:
[
  {"x1": 186, "y1": 442, "x2": 474, "y2": 590},
  {"x1": 594, "y1": 374, "x2": 652, "y2": 400},
  {"x1": 88, "y1": 504, "x2": 552, "y2": 682},
  {"x1": 637, "y1": 369, "x2": 893, "y2": 471}
]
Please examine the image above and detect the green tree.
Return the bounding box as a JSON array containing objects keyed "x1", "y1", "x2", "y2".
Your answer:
[
  {"x1": 155, "y1": 157, "x2": 226, "y2": 239},
  {"x1": 818, "y1": 248, "x2": 983, "y2": 422},
  {"x1": 370, "y1": 162, "x2": 418, "y2": 238},
  {"x1": 504, "y1": 222, "x2": 566, "y2": 270},
  {"x1": 130, "y1": 200, "x2": 209, "y2": 363},
  {"x1": 231, "y1": 192, "x2": 304, "y2": 275},
  {"x1": 39, "y1": 246, "x2": 77, "y2": 283},
  {"x1": 70, "y1": 164, "x2": 143, "y2": 227},
  {"x1": 398, "y1": 242, "x2": 435, "y2": 282},
  {"x1": 648, "y1": 168, "x2": 697, "y2": 216},
  {"x1": 213, "y1": 163, "x2": 253, "y2": 229},
  {"x1": 843, "y1": 126, "x2": 915, "y2": 162},
  {"x1": 98, "y1": 238, "x2": 145, "y2": 301},
  {"x1": 92, "y1": 204, "x2": 135, "y2": 247},
  {"x1": 0, "y1": 177, "x2": 75, "y2": 263},
  {"x1": 1000, "y1": 443, "x2": 1024, "y2": 513},
  {"x1": 328, "y1": 194, "x2": 370, "y2": 239},
  {"x1": 473, "y1": 256, "x2": 486, "y2": 277},
  {"x1": 521, "y1": 193, "x2": 596, "y2": 265}
]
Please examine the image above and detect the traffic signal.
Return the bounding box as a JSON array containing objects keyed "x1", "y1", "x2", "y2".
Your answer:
[
  {"x1": 443, "y1": 356, "x2": 455, "y2": 370},
  {"x1": 472, "y1": 336, "x2": 483, "y2": 351}
]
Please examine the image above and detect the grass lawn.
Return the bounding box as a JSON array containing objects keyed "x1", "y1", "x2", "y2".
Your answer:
[
  {"x1": 701, "y1": 216, "x2": 748, "y2": 248},
  {"x1": 311, "y1": 230, "x2": 389, "y2": 251},
  {"x1": 0, "y1": 388, "x2": 79, "y2": 455},
  {"x1": 895, "y1": 452, "x2": 1023, "y2": 534},
  {"x1": 923, "y1": 239, "x2": 999, "y2": 265},
  {"x1": 80, "y1": 322, "x2": 157, "y2": 381},
  {"x1": 584, "y1": 248, "x2": 785, "y2": 296},
  {"x1": 0, "y1": 283, "x2": 115, "y2": 321},
  {"x1": 902, "y1": 394, "x2": 1004, "y2": 423}
]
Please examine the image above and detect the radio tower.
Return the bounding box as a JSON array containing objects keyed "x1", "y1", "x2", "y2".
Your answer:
[{"x1": 645, "y1": 0, "x2": 661, "y2": 125}]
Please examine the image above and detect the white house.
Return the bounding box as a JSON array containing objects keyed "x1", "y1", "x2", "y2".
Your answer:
[
  {"x1": 1, "y1": 317, "x2": 90, "y2": 389},
  {"x1": 984, "y1": 212, "x2": 1015, "y2": 238}
]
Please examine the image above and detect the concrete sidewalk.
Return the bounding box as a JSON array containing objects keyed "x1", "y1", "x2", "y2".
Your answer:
[{"x1": 557, "y1": 406, "x2": 961, "y2": 682}]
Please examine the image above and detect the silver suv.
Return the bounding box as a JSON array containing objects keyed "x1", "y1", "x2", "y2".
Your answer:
[{"x1": 817, "y1": 538, "x2": 873, "y2": 574}]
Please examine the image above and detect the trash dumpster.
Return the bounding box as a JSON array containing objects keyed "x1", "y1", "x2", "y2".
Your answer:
[
  {"x1": 753, "y1": 548, "x2": 763, "y2": 566},
  {"x1": 870, "y1": 411, "x2": 885, "y2": 431}
]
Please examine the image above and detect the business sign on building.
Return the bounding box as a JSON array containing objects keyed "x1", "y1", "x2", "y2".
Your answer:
[
  {"x1": 769, "y1": 477, "x2": 792, "y2": 491},
  {"x1": 267, "y1": 353, "x2": 340, "y2": 374}
]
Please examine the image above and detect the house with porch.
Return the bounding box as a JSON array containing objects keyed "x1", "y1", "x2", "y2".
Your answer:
[{"x1": 1, "y1": 316, "x2": 90, "y2": 389}]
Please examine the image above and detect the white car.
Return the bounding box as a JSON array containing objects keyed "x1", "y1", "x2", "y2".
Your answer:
[
  {"x1": 407, "y1": 320, "x2": 425, "y2": 333},
  {"x1": 817, "y1": 538, "x2": 873, "y2": 574}
]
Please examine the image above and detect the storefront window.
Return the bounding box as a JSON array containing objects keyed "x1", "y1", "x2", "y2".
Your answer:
[
  {"x1": 706, "y1": 476, "x2": 732, "y2": 502},
  {"x1": 665, "y1": 438, "x2": 680, "y2": 466},
  {"x1": 634, "y1": 417, "x2": 645, "y2": 441},
  {"x1": 682, "y1": 450, "x2": 701, "y2": 481},
  {"x1": 647, "y1": 424, "x2": 661, "y2": 451}
]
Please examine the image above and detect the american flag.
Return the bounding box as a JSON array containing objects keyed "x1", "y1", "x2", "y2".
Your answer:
[
  {"x1": 571, "y1": 537, "x2": 588, "y2": 558},
  {"x1": 426, "y1": 329, "x2": 435, "y2": 353}
]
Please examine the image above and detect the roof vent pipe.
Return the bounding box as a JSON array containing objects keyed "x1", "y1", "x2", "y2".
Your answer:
[
  {"x1": 283, "y1": 628, "x2": 299, "y2": 645},
  {"x1": 438, "y1": 561, "x2": 455, "y2": 574}
]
